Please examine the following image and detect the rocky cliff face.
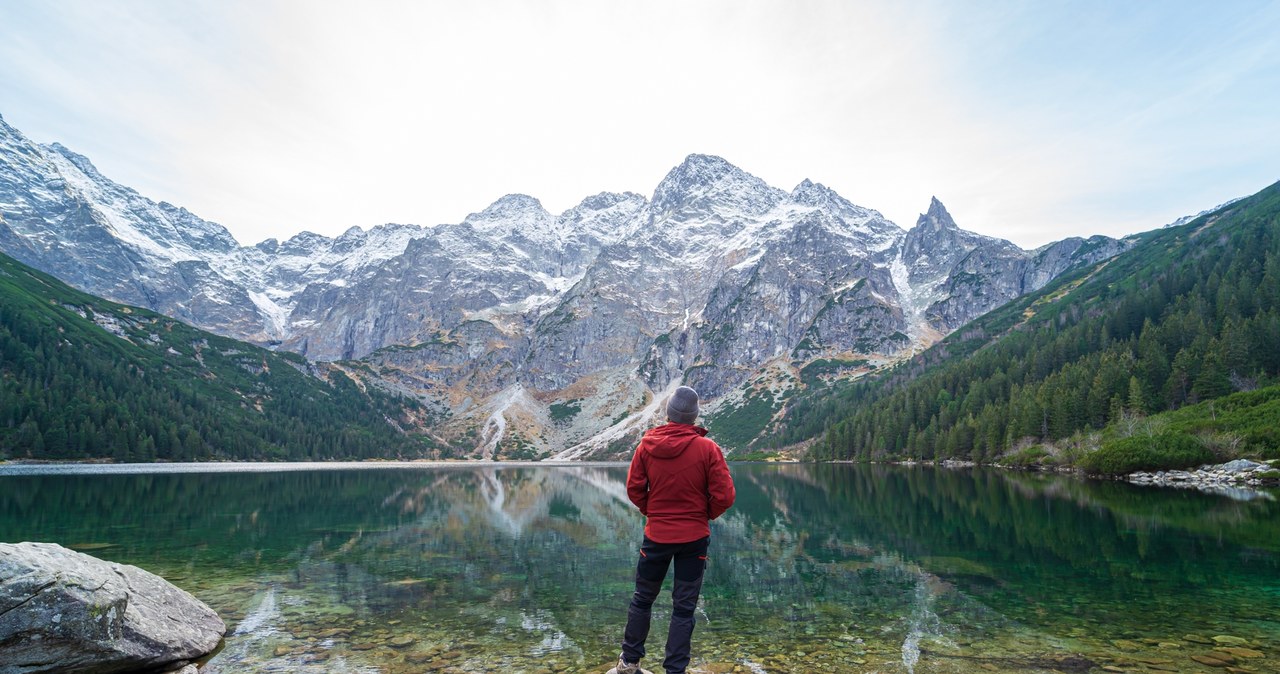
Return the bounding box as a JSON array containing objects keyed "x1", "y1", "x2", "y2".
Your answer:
[
  {"x1": 281, "y1": 192, "x2": 645, "y2": 361},
  {"x1": 0, "y1": 113, "x2": 1133, "y2": 458}
]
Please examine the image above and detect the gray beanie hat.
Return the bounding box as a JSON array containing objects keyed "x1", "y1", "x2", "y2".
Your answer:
[{"x1": 666, "y1": 386, "x2": 700, "y2": 424}]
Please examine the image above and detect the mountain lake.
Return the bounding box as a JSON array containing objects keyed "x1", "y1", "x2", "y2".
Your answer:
[{"x1": 1, "y1": 462, "x2": 1276, "y2": 673}]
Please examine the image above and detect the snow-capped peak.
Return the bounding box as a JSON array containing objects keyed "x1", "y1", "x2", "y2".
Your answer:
[
  {"x1": 467, "y1": 194, "x2": 552, "y2": 224},
  {"x1": 664, "y1": 153, "x2": 741, "y2": 183},
  {"x1": 278, "y1": 230, "x2": 330, "y2": 254},
  {"x1": 461, "y1": 193, "x2": 559, "y2": 244},
  {"x1": 559, "y1": 192, "x2": 648, "y2": 245},
  {"x1": 919, "y1": 197, "x2": 958, "y2": 231},
  {"x1": 34, "y1": 141, "x2": 240, "y2": 260},
  {"x1": 569, "y1": 191, "x2": 645, "y2": 213},
  {"x1": 1163, "y1": 197, "x2": 1247, "y2": 229},
  {"x1": 790, "y1": 178, "x2": 833, "y2": 203},
  {"x1": 43, "y1": 142, "x2": 104, "y2": 180},
  {"x1": 651, "y1": 153, "x2": 785, "y2": 218},
  {"x1": 790, "y1": 179, "x2": 893, "y2": 223},
  {"x1": 336, "y1": 225, "x2": 368, "y2": 242}
]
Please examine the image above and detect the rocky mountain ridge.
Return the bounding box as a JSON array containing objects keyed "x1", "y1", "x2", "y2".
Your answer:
[{"x1": 0, "y1": 112, "x2": 1131, "y2": 458}]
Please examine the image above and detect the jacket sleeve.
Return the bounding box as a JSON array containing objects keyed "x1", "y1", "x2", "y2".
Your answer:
[
  {"x1": 706, "y1": 441, "x2": 735, "y2": 520},
  {"x1": 626, "y1": 446, "x2": 649, "y2": 516}
]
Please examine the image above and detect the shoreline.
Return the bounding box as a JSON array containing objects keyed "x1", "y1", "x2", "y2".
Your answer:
[
  {"x1": 4, "y1": 456, "x2": 1277, "y2": 498},
  {"x1": 0, "y1": 459, "x2": 631, "y2": 476},
  {"x1": 892, "y1": 457, "x2": 1280, "y2": 500}
]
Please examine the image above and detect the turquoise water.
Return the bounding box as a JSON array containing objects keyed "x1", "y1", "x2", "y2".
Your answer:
[{"x1": 0, "y1": 463, "x2": 1276, "y2": 673}]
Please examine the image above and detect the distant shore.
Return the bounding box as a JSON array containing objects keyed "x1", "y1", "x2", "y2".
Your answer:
[
  {"x1": 0, "y1": 459, "x2": 630, "y2": 475},
  {"x1": 889, "y1": 456, "x2": 1280, "y2": 498},
  {"x1": 3, "y1": 456, "x2": 1276, "y2": 498}
]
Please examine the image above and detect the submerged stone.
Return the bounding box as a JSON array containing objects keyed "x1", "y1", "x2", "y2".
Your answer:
[{"x1": 1216, "y1": 646, "x2": 1264, "y2": 659}]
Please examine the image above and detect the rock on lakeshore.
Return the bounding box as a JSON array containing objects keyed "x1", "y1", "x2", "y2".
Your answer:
[
  {"x1": 1127, "y1": 459, "x2": 1279, "y2": 498},
  {"x1": 0, "y1": 542, "x2": 226, "y2": 674}
]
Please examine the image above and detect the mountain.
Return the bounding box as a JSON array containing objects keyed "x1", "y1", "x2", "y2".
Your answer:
[
  {"x1": 789, "y1": 180, "x2": 1280, "y2": 466},
  {"x1": 0, "y1": 250, "x2": 438, "y2": 461},
  {"x1": 0, "y1": 112, "x2": 1129, "y2": 458},
  {"x1": 892, "y1": 198, "x2": 1124, "y2": 339},
  {"x1": 0, "y1": 114, "x2": 426, "y2": 345}
]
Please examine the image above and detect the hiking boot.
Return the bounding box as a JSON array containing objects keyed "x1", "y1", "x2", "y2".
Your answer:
[{"x1": 606, "y1": 655, "x2": 653, "y2": 674}]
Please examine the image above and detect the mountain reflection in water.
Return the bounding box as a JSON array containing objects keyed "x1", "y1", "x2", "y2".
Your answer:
[{"x1": 1, "y1": 463, "x2": 1276, "y2": 673}]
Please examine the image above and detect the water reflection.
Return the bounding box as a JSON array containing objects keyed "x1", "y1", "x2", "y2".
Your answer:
[{"x1": 0, "y1": 464, "x2": 1276, "y2": 673}]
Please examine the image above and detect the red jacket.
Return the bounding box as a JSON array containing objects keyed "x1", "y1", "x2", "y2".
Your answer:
[{"x1": 627, "y1": 423, "x2": 736, "y2": 543}]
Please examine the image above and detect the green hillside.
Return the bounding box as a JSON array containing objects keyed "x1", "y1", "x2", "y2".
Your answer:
[
  {"x1": 784, "y1": 181, "x2": 1280, "y2": 469},
  {"x1": 0, "y1": 252, "x2": 438, "y2": 461}
]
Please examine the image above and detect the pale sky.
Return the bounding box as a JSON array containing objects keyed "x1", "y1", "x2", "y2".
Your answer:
[{"x1": 2, "y1": 0, "x2": 1278, "y2": 248}]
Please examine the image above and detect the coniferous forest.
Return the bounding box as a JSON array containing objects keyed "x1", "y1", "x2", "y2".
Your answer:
[
  {"x1": 0, "y1": 252, "x2": 437, "y2": 461},
  {"x1": 784, "y1": 181, "x2": 1280, "y2": 469}
]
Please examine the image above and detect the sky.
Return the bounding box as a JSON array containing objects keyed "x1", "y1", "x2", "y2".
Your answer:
[{"x1": 1, "y1": 0, "x2": 1278, "y2": 249}]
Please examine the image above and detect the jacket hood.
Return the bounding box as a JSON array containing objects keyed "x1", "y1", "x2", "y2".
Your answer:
[{"x1": 639, "y1": 423, "x2": 708, "y2": 459}]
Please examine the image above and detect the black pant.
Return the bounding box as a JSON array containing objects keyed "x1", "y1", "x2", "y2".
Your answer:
[{"x1": 621, "y1": 535, "x2": 709, "y2": 674}]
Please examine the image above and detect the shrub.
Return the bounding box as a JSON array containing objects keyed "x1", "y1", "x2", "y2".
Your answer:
[
  {"x1": 705, "y1": 392, "x2": 781, "y2": 451},
  {"x1": 549, "y1": 399, "x2": 583, "y2": 423},
  {"x1": 1196, "y1": 432, "x2": 1247, "y2": 461},
  {"x1": 1055, "y1": 432, "x2": 1100, "y2": 466},
  {"x1": 732, "y1": 450, "x2": 780, "y2": 462},
  {"x1": 1079, "y1": 432, "x2": 1214, "y2": 475},
  {"x1": 1001, "y1": 445, "x2": 1053, "y2": 468}
]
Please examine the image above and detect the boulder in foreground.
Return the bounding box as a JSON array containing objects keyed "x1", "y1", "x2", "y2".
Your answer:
[{"x1": 0, "y1": 542, "x2": 225, "y2": 674}]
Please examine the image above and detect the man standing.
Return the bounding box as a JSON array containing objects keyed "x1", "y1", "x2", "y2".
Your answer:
[{"x1": 609, "y1": 386, "x2": 736, "y2": 674}]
